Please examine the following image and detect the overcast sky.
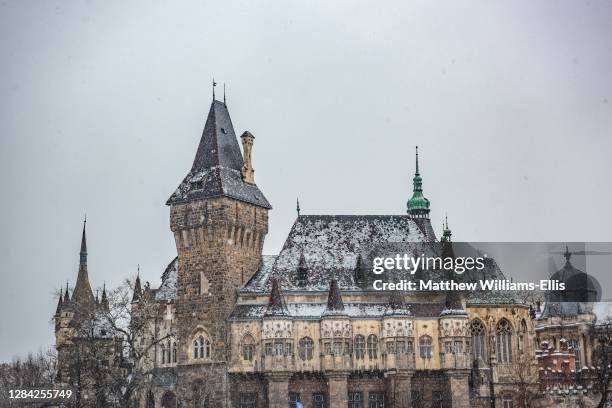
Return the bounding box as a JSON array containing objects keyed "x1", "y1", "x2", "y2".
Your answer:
[{"x1": 0, "y1": 0, "x2": 611, "y2": 362}]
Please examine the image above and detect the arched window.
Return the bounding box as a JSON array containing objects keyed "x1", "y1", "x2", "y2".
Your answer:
[
  {"x1": 193, "y1": 335, "x2": 211, "y2": 359},
  {"x1": 161, "y1": 391, "x2": 177, "y2": 408},
  {"x1": 241, "y1": 334, "x2": 255, "y2": 361},
  {"x1": 518, "y1": 319, "x2": 527, "y2": 353},
  {"x1": 161, "y1": 343, "x2": 167, "y2": 364},
  {"x1": 367, "y1": 335, "x2": 378, "y2": 359},
  {"x1": 502, "y1": 394, "x2": 513, "y2": 408},
  {"x1": 355, "y1": 335, "x2": 366, "y2": 359},
  {"x1": 172, "y1": 341, "x2": 177, "y2": 363},
  {"x1": 298, "y1": 337, "x2": 314, "y2": 361},
  {"x1": 471, "y1": 319, "x2": 486, "y2": 361},
  {"x1": 496, "y1": 319, "x2": 513, "y2": 363},
  {"x1": 419, "y1": 335, "x2": 432, "y2": 359}
]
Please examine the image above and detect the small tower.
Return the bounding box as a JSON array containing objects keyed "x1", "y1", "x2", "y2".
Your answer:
[
  {"x1": 323, "y1": 279, "x2": 345, "y2": 315},
  {"x1": 407, "y1": 146, "x2": 431, "y2": 219},
  {"x1": 441, "y1": 214, "x2": 452, "y2": 243},
  {"x1": 297, "y1": 252, "x2": 308, "y2": 286}
]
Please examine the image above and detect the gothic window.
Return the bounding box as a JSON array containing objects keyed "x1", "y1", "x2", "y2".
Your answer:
[
  {"x1": 161, "y1": 343, "x2": 167, "y2": 364},
  {"x1": 161, "y1": 391, "x2": 177, "y2": 408},
  {"x1": 367, "y1": 335, "x2": 378, "y2": 359},
  {"x1": 444, "y1": 341, "x2": 452, "y2": 354},
  {"x1": 193, "y1": 335, "x2": 211, "y2": 359},
  {"x1": 454, "y1": 340, "x2": 463, "y2": 353},
  {"x1": 386, "y1": 341, "x2": 395, "y2": 354},
  {"x1": 368, "y1": 392, "x2": 385, "y2": 408},
  {"x1": 568, "y1": 338, "x2": 581, "y2": 368},
  {"x1": 241, "y1": 335, "x2": 255, "y2": 361},
  {"x1": 172, "y1": 341, "x2": 177, "y2": 363},
  {"x1": 496, "y1": 319, "x2": 513, "y2": 363},
  {"x1": 348, "y1": 391, "x2": 363, "y2": 408},
  {"x1": 285, "y1": 341, "x2": 293, "y2": 356},
  {"x1": 355, "y1": 335, "x2": 366, "y2": 359},
  {"x1": 419, "y1": 335, "x2": 433, "y2": 359},
  {"x1": 502, "y1": 395, "x2": 513, "y2": 408},
  {"x1": 333, "y1": 340, "x2": 343, "y2": 355},
  {"x1": 471, "y1": 319, "x2": 486, "y2": 361},
  {"x1": 265, "y1": 342, "x2": 273, "y2": 356},
  {"x1": 239, "y1": 393, "x2": 256, "y2": 408},
  {"x1": 324, "y1": 342, "x2": 332, "y2": 355},
  {"x1": 274, "y1": 340, "x2": 284, "y2": 356},
  {"x1": 406, "y1": 340, "x2": 414, "y2": 354},
  {"x1": 396, "y1": 340, "x2": 405, "y2": 354},
  {"x1": 298, "y1": 337, "x2": 314, "y2": 361}
]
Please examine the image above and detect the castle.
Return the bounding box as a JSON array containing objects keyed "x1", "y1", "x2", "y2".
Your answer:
[{"x1": 56, "y1": 94, "x2": 546, "y2": 408}]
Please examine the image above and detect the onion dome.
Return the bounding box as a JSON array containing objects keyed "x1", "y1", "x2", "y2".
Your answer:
[{"x1": 407, "y1": 146, "x2": 430, "y2": 218}]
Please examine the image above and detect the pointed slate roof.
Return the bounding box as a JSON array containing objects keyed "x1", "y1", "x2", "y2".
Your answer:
[
  {"x1": 100, "y1": 284, "x2": 109, "y2": 312},
  {"x1": 132, "y1": 273, "x2": 142, "y2": 303},
  {"x1": 55, "y1": 292, "x2": 63, "y2": 315},
  {"x1": 72, "y1": 220, "x2": 95, "y2": 307},
  {"x1": 167, "y1": 100, "x2": 271, "y2": 208},
  {"x1": 264, "y1": 278, "x2": 288, "y2": 317},
  {"x1": 324, "y1": 279, "x2": 345, "y2": 315}
]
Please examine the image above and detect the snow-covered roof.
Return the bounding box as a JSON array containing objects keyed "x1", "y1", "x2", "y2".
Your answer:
[{"x1": 154, "y1": 257, "x2": 178, "y2": 301}]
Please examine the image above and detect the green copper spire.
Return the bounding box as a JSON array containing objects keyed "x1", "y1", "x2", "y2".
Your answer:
[
  {"x1": 441, "y1": 214, "x2": 452, "y2": 242},
  {"x1": 406, "y1": 146, "x2": 430, "y2": 218}
]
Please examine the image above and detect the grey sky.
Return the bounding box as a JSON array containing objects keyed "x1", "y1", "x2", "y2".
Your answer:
[{"x1": 0, "y1": 0, "x2": 611, "y2": 362}]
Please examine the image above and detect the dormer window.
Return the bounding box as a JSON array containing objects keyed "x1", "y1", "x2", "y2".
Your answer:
[
  {"x1": 220, "y1": 128, "x2": 227, "y2": 134},
  {"x1": 191, "y1": 180, "x2": 203, "y2": 190}
]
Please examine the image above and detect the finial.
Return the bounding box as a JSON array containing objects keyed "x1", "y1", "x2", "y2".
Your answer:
[
  {"x1": 445, "y1": 213, "x2": 448, "y2": 229},
  {"x1": 84, "y1": 213, "x2": 87, "y2": 224},
  {"x1": 564, "y1": 245, "x2": 572, "y2": 262},
  {"x1": 223, "y1": 83, "x2": 226, "y2": 105},
  {"x1": 137, "y1": 264, "x2": 140, "y2": 276},
  {"x1": 212, "y1": 78, "x2": 217, "y2": 100},
  {"x1": 296, "y1": 197, "x2": 301, "y2": 216},
  {"x1": 415, "y1": 146, "x2": 419, "y2": 175}
]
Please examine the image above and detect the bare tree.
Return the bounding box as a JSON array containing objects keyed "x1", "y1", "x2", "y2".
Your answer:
[
  {"x1": 57, "y1": 279, "x2": 174, "y2": 407},
  {"x1": 0, "y1": 348, "x2": 57, "y2": 407}
]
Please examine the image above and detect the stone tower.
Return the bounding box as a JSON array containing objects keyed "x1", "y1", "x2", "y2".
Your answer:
[{"x1": 167, "y1": 97, "x2": 271, "y2": 406}]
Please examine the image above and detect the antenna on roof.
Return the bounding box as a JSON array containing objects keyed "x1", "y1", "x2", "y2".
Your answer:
[{"x1": 212, "y1": 78, "x2": 217, "y2": 100}]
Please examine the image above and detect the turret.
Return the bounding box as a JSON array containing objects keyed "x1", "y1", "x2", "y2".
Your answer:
[
  {"x1": 100, "y1": 283, "x2": 109, "y2": 312},
  {"x1": 132, "y1": 268, "x2": 142, "y2": 304},
  {"x1": 240, "y1": 131, "x2": 256, "y2": 184}
]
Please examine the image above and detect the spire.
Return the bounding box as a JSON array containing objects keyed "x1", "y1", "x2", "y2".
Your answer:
[
  {"x1": 72, "y1": 219, "x2": 95, "y2": 307},
  {"x1": 132, "y1": 266, "x2": 142, "y2": 303},
  {"x1": 264, "y1": 278, "x2": 288, "y2": 317},
  {"x1": 325, "y1": 279, "x2": 345, "y2": 313},
  {"x1": 80, "y1": 216, "x2": 87, "y2": 265},
  {"x1": 406, "y1": 146, "x2": 431, "y2": 218},
  {"x1": 564, "y1": 245, "x2": 572, "y2": 264},
  {"x1": 100, "y1": 283, "x2": 109, "y2": 311},
  {"x1": 212, "y1": 78, "x2": 217, "y2": 100},
  {"x1": 64, "y1": 281, "x2": 70, "y2": 303},
  {"x1": 55, "y1": 289, "x2": 63, "y2": 315},
  {"x1": 223, "y1": 83, "x2": 226, "y2": 105},
  {"x1": 296, "y1": 198, "x2": 301, "y2": 216}
]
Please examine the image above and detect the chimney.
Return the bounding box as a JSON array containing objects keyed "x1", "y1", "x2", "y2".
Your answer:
[{"x1": 240, "y1": 131, "x2": 255, "y2": 184}]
